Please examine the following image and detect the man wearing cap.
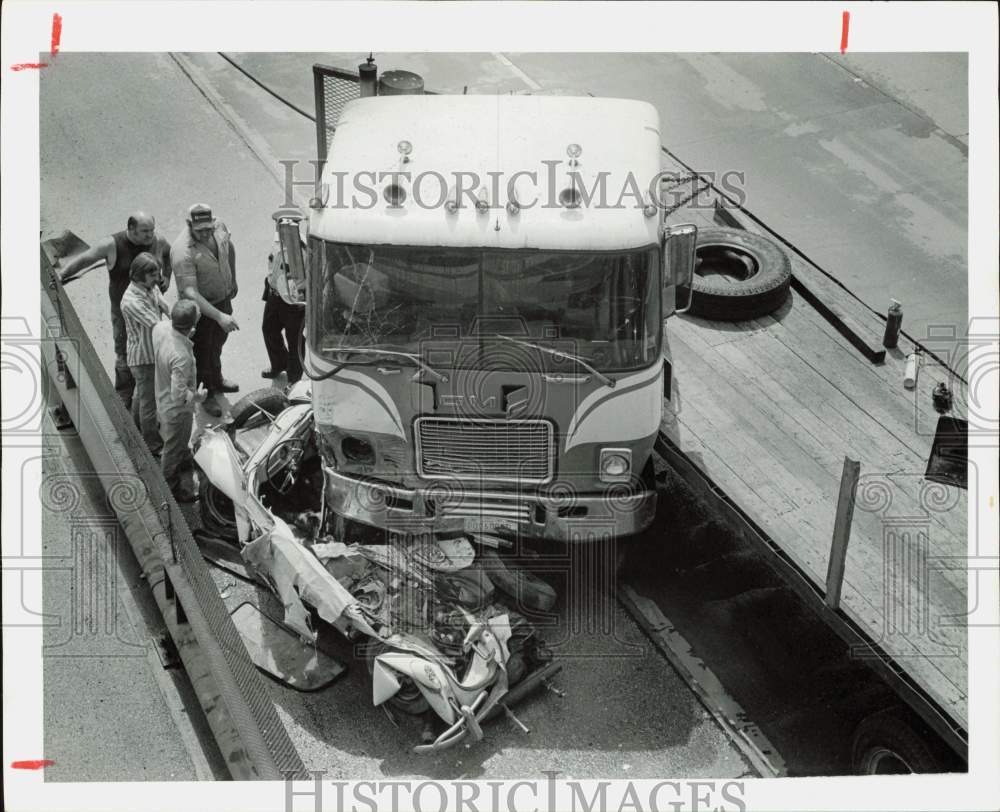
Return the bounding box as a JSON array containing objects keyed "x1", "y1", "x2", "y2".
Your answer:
[
  {"x1": 261, "y1": 208, "x2": 308, "y2": 384},
  {"x1": 120, "y1": 252, "x2": 170, "y2": 456},
  {"x1": 171, "y1": 204, "x2": 239, "y2": 418},
  {"x1": 57, "y1": 211, "x2": 172, "y2": 409},
  {"x1": 153, "y1": 300, "x2": 207, "y2": 502}
]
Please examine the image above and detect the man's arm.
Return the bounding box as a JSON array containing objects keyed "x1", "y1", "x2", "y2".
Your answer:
[
  {"x1": 172, "y1": 241, "x2": 240, "y2": 332},
  {"x1": 154, "y1": 287, "x2": 170, "y2": 317},
  {"x1": 228, "y1": 240, "x2": 237, "y2": 298},
  {"x1": 158, "y1": 237, "x2": 173, "y2": 293},
  {"x1": 169, "y1": 355, "x2": 201, "y2": 407},
  {"x1": 58, "y1": 236, "x2": 115, "y2": 283},
  {"x1": 120, "y1": 294, "x2": 161, "y2": 329}
]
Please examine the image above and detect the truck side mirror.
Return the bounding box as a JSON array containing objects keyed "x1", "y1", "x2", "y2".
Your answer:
[
  {"x1": 276, "y1": 217, "x2": 307, "y2": 304},
  {"x1": 662, "y1": 223, "x2": 697, "y2": 318}
]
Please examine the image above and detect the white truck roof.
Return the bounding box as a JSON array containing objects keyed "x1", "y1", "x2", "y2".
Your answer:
[{"x1": 310, "y1": 95, "x2": 663, "y2": 251}]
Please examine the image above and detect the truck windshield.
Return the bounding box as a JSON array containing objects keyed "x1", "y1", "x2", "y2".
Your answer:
[{"x1": 309, "y1": 239, "x2": 661, "y2": 373}]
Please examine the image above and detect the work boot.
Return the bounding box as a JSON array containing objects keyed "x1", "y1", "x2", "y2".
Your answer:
[
  {"x1": 219, "y1": 378, "x2": 240, "y2": 393},
  {"x1": 201, "y1": 395, "x2": 223, "y2": 418}
]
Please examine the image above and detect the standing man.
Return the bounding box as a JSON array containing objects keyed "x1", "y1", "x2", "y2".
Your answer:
[
  {"x1": 57, "y1": 212, "x2": 172, "y2": 409},
  {"x1": 120, "y1": 253, "x2": 170, "y2": 456},
  {"x1": 171, "y1": 204, "x2": 239, "y2": 418},
  {"x1": 260, "y1": 208, "x2": 307, "y2": 384},
  {"x1": 153, "y1": 301, "x2": 206, "y2": 502}
]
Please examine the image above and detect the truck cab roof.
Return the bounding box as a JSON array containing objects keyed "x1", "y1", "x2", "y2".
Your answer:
[{"x1": 311, "y1": 94, "x2": 663, "y2": 251}]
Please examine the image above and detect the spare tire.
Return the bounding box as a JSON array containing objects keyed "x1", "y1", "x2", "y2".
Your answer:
[
  {"x1": 229, "y1": 387, "x2": 290, "y2": 432},
  {"x1": 688, "y1": 227, "x2": 791, "y2": 321}
]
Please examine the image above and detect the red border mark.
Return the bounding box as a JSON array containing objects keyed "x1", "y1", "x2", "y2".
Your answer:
[
  {"x1": 9, "y1": 12, "x2": 61, "y2": 71},
  {"x1": 51, "y1": 13, "x2": 63, "y2": 55},
  {"x1": 840, "y1": 11, "x2": 850, "y2": 54},
  {"x1": 11, "y1": 760, "x2": 55, "y2": 770}
]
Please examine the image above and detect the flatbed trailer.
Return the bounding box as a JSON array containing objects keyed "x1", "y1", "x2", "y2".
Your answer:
[{"x1": 652, "y1": 151, "x2": 968, "y2": 767}]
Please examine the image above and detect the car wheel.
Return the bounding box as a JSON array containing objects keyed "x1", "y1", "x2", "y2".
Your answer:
[
  {"x1": 365, "y1": 641, "x2": 431, "y2": 716},
  {"x1": 198, "y1": 476, "x2": 238, "y2": 543},
  {"x1": 229, "y1": 387, "x2": 290, "y2": 432}
]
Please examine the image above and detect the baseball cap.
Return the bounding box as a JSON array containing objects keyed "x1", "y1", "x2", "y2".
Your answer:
[{"x1": 188, "y1": 203, "x2": 216, "y2": 231}]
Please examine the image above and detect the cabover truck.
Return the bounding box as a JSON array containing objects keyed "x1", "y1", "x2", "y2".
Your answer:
[{"x1": 281, "y1": 92, "x2": 695, "y2": 543}]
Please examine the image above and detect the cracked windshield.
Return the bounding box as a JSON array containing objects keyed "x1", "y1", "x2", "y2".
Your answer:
[{"x1": 312, "y1": 240, "x2": 660, "y2": 373}]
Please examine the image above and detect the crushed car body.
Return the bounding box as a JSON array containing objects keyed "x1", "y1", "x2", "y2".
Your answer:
[{"x1": 193, "y1": 383, "x2": 558, "y2": 753}]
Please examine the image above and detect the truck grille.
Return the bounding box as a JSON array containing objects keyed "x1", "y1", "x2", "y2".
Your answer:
[{"x1": 416, "y1": 418, "x2": 554, "y2": 484}]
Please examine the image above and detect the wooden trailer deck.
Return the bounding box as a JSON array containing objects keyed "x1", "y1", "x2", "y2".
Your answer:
[{"x1": 660, "y1": 159, "x2": 969, "y2": 738}]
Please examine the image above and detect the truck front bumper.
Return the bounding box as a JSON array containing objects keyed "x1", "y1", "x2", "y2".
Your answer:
[{"x1": 323, "y1": 467, "x2": 657, "y2": 542}]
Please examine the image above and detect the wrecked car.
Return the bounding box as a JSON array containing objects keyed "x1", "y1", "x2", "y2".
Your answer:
[{"x1": 193, "y1": 382, "x2": 560, "y2": 753}]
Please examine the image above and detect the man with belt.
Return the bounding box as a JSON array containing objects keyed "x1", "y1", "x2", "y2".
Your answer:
[
  {"x1": 56, "y1": 211, "x2": 172, "y2": 409},
  {"x1": 171, "y1": 203, "x2": 240, "y2": 418},
  {"x1": 153, "y1": 300, "x2": 207, "y2": 502},
  {"x1": 260, "y1": 207, "x2": 307, "y2": 384}
]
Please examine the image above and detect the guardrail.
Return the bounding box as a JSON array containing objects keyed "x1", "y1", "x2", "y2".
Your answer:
[{"x1": 40, "y1": 244, "x2": 307, "y2": 780}]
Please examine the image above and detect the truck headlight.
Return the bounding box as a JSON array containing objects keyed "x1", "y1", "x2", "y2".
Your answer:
[
  {"x1": 342, "y1": 436, "x2": 375, "y2": 465},
  {"x1": 599, "y1": 448, "x2": 631, "y2": 482}
]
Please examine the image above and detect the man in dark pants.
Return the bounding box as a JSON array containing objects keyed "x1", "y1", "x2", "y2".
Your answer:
[
  {"x1": 56, "y1": 212, "x2": 172, "y2": 409},
  {"x1": 261, "y1": 208, "x2": 307, "y2": 384},
  {"x1": 171, "y1": 204, "x2": 239, "y2": 418}
]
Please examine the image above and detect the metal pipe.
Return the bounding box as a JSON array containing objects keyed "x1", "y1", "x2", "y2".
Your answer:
[{"x1": 359, "y1": 53, "x2": 378, "y2": 97}]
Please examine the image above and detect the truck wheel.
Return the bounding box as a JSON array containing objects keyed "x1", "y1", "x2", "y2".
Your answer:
[
  {"x1": 198, "y1": 477, "x2": 238, "y2": 543},
  {"x1": 229, "y1": 387, "x2": 290, "y2": 432},
  {"x1": 688, "y1": 228, "x2": 791, "y2": 321},
  {"x1": 851, "y1": 708, "x2": 949, "y2": 774}
]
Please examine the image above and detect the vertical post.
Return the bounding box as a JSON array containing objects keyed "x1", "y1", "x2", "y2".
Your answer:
[
  {"x1": 312, "y1": 66, "x2": 327, "y2": 199},
  {"x1": 826, "y1": 457, "x2": 861, "y2": 609}
]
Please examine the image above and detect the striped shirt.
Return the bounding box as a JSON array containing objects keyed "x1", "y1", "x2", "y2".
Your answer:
[{"x1": 120, "y1": 282, "x2": 167, "y2": 367}]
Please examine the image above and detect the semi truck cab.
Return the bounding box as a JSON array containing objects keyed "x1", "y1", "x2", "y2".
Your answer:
[{"x1": 292, "y1": 94, "x2": 695, "y2": 542}]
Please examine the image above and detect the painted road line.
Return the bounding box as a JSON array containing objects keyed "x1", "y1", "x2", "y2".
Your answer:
[
  {"x1": 492, "y1": 53, "x2": 542, "y2": 91},
  {"x1": 618, "y1": 583, "x2": 786, "y2": 778}
]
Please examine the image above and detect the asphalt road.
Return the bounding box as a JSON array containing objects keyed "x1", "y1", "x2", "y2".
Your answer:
[{"x1": 39, "y1": 52, "x2": 752, "y2": 780}]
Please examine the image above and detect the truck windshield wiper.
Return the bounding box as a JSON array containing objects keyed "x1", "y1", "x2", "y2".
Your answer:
[
  {"x1": 493, "y1": 334, "x2": 615, "y2": 388},
  {"x1": 321, "y1": 345, "x2": 447, "y2": 382}
]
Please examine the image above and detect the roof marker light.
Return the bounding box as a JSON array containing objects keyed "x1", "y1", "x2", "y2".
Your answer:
[
  {"x1": 567, "y1": 143, "x2": 582, "y2": 167},
  {"x1": 475, "y1": 189, "x2": 490, "y2": 214},
  {"x1": 506, "y1": 199, "x2": 521, "y2": 216},
  {"x1": 643, "y1": 192, "x2": 660, "y2": 218},
  {"x1": 397, "y1": 140, "x2": 412, "y2": 163},
  {"x1": 384, "y1": 183, "x2": 407, "y2": 207},
  {"x1": 559, "y1": 186, "x2": 582, "y2": 209}
]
